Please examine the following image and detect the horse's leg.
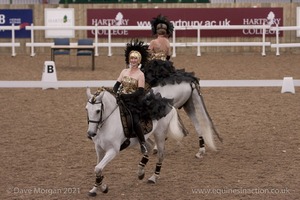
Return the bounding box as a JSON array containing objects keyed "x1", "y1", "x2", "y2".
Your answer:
[
  {"x1": 137, "y1": 154, "x2": 149, "y2": 180},
  {"x1": 183, "y1": 96, "x2": 206, "y2": 159},
  {"x1": 186, "y1": 88, "x2": 218, "y2": 158},
  {"x1": 95, "y1": 144, "x2": 105, "y2": 164},
  {"x1": 153, "y1": 137, "x2": 168, "y2": 155},
  {"x1": 148, "y1": 132, "x2": 165, "y2": 183},
  {"x1": 153, "y1": 144, "x2": 158, "y2": 154},
  {"x1": 88, "y1": 148, "x2": 117, "y2": 196}
]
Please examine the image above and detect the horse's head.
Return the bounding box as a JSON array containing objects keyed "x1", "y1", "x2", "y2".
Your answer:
[
  {"x1": 86, "y1": 87, "x2": 105, "y2": 139},
  {"x1": 85, "y1": 87, "x2": 119, "y2": 139}
]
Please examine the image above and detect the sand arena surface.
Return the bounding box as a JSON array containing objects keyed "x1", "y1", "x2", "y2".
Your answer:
[{"x1": 0, "y1": 53, "x2": 299, "y2": 200}]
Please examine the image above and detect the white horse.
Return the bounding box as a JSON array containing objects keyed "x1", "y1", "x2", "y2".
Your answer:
[
  {"x1": 151, "y1": 81, "x2": 222, "y2": 159},
  {"x1": 86, "y1": 87, "x2": 186, "y2": 196}
]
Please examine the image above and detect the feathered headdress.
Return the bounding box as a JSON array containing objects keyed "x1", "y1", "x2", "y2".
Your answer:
[
  {"x1": 125, "y1": 39, "x2": 149, "y2": 68},
  {"x1": 150, "y1": 14, "x2": 174, "y2": 37}
]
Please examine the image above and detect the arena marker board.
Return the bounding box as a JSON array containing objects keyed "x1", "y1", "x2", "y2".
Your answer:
[
  {"x1": 281, "y1": 77, "x2": 295, "y2": 94},
  {"x1": 41, "y1": 61, "x2": 58, "y2": 90}
]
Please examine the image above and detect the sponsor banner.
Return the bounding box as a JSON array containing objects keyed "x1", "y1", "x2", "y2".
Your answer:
[
  {"x1": 45, "y1": 8, "x2": 75, "y2": 38},
  {"x1": 0, "y1": 9, "x2": 32, "y2": 38},
  {"x1": 87, "y1": 8, "x2": 283, "y2": 38}
]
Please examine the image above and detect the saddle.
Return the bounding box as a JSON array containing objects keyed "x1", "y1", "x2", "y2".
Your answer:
[
  {"x1": 118, "y1": 98, "x2": 153, "y2": 151},
  {"x1": 118, "y1": 99, "x2": 153, "y2": 138}
]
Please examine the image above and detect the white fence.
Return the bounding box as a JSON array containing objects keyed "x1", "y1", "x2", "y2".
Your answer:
[
  {"x1": 25, "y1": 24, "x2": 271, "y2": 57},
  {"x1": 0, "y1": 79, "x2": 299, "y2": 88},
  {"x1": 271, "y1": 25, "x2": 300, "y2": 55},
  {"x1": 185, "y1": 24, "x2": 270, "y2": 56},
  {"x1": 1, "y1": 24, "x2": 300, "y2": 56},
  {"x1": 0, "y1": 24, "x2": 20, "y2": 56}
]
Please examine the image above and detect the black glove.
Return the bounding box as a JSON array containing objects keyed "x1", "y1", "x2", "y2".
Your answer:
[{"x1": 113, "y1": 81, "x2": 121, "y2": 93}]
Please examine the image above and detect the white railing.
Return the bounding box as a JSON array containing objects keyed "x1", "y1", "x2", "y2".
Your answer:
[
  {"x1": 0, "y1": 24, "x2": 298, "y2": 56},
  {"x1": 0, "y1": 24, "x2": 21, "y2": 56},
  {"x1": 25, "y1": 24, "x2": 271, "y2": 57},
  {"x1": 186, "y1": 24, "x2": 270, "y2": 56},
  {"x1": 11, "y1": 0, "x2": 40, "y2": 4},
  {"x1": 270, "y1": 25, "x2": 300, "y2": 56},
  {"x1": 0, "y1": 79, "x2": 299, "y2": 88}
]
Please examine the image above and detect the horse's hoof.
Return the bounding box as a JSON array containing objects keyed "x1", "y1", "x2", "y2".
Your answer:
[
  {"x1": 195, "y1": 148, "x2": 205, "y2": 159},
  {"x1": 137, "y1": 166, "x2": 145, "y2": 180},
  {"x1": 138, "y1": 173, "x2": 145, "y2": 180},
  {"x1": 147, "y1": 179, "x2": 156, "y2": 184},
  {"x1": 147, "y1": 174, "x2": 158, "y2": 184},
  {"x1": 88, "y1": 192, "x2": 97, "y2": 197},
  {"x1": 101, "y1": 184, "x2": 109, "y2": 193},
  {"x1": 195, "y1": 152, "x2": 204, "y2": 159}
]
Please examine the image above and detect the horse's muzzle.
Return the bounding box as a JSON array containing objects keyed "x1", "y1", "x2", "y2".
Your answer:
[{"x1": 87, "y1": 131, "x2": 97, "y2": 138}]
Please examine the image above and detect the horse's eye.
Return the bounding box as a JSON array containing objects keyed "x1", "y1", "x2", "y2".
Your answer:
[{"x1": 96, "y1": 110, "x2": 101, "y2": 114}]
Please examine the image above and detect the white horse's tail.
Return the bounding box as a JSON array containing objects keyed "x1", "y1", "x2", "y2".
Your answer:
[
  {"x1": 167, "y1": 107, "x2": 187, "y2": 141},
  {"x1": 192, "y1": 83, "x2": 222, "y2": 151}
]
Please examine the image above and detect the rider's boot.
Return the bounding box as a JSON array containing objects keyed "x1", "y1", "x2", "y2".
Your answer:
[{"x1": 134, "y1": 124, "x2": 148, "y2": 154}]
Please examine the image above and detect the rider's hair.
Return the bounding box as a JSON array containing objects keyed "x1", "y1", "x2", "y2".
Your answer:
[
  {"x1": 156, "y1": 23, "x2": 167, "y2": 36},
  {"x1": 129, "y1": 50, "x2": 142, "y2": 64}
]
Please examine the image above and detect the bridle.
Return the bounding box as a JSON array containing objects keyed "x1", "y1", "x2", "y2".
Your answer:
[{"x1": 87, "y1": 91, "x2": 118, "y2": 128}]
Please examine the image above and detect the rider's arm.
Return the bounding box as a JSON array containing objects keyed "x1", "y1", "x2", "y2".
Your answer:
[
  {"x1": 113, "y1": 81, "x2": 121, "y2": 93},
  {"x1": 113, "y1": 69, "x2": 127, "y2": 93}
]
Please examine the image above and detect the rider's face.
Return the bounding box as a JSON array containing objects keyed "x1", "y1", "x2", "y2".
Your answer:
[{"x1": 130, "y1": 56, "x2": 139, "y2": 67}]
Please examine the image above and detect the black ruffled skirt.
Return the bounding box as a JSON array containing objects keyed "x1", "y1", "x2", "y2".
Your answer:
[
  {"x1": 119, "y1": 90, "x2": 173, "y2": 121},
  {"x1": 142, "y1": 59, "x2": 199, "y2": 87},
  {"x1": 141, "y1": 90, "x2": 173, "y2": 120}
]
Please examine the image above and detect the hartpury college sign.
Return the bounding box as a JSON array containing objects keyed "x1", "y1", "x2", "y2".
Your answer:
[{"x1": 87, "y1": 8, "x2": 283, "y2": 38}]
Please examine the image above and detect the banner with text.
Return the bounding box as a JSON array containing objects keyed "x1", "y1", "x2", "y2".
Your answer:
[
  {"x1": 0, "y1": 9, "x2": 32, "y2": 38},
  {"x1": 44, "y1": 8, "x2": 75, "y2": 38},
  {"x1": 87, "y1": 8, "x2": 283, "y2": 38}
]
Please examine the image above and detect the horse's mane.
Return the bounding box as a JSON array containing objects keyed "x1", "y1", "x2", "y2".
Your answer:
[
  {"x1": 92, "y1": 87, "x2": 117, "y2": 102},
  {"x1": 93, "y1": 87, "x2": 114, "y2": 95},
  {"x1": 102, "y1": 87, "x2": 115, "y2": 96}
]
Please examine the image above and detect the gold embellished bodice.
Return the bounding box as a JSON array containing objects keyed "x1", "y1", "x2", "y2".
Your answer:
[
  {"x1": 150, "y1": 52, "x2": 167, "y2": 61},
  {"x1": 120, "y1": 76, "x2": 138, "y2": 94}
]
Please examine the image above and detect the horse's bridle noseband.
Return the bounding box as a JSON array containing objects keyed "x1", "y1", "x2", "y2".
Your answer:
[
  {"x1": 87, "y1": 100, "x2": 104, "y2": 125},
  {"x1": 87, "y1": 91, "x2": 119, "y2": 128}
]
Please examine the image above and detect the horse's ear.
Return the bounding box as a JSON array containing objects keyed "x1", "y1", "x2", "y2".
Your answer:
[{"x1": 86, "y1": 87, "x2": 92, "y2": 99}]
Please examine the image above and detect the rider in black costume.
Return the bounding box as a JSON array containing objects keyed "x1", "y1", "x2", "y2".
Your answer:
[
  {"x1": 143, "y1": 14, "x2": 199, "y2": 88},
  {"x1": 113, "y1": 39, "x2": 173, "y2": 154}
]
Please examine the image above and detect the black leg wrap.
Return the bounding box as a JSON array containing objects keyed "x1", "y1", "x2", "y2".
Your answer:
[
  {"x1": 139, "y1": 155, "x2": 149, "y2": 167},
  {"x1": 155, "y1": 163, "x2": 162, "y2": 175},
  {"x1": 95, "y1": 175, "x2": 104, "y2": 187},
  {"x1": 199, "y1": 136, "x2": 205, "y2": 148}
]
